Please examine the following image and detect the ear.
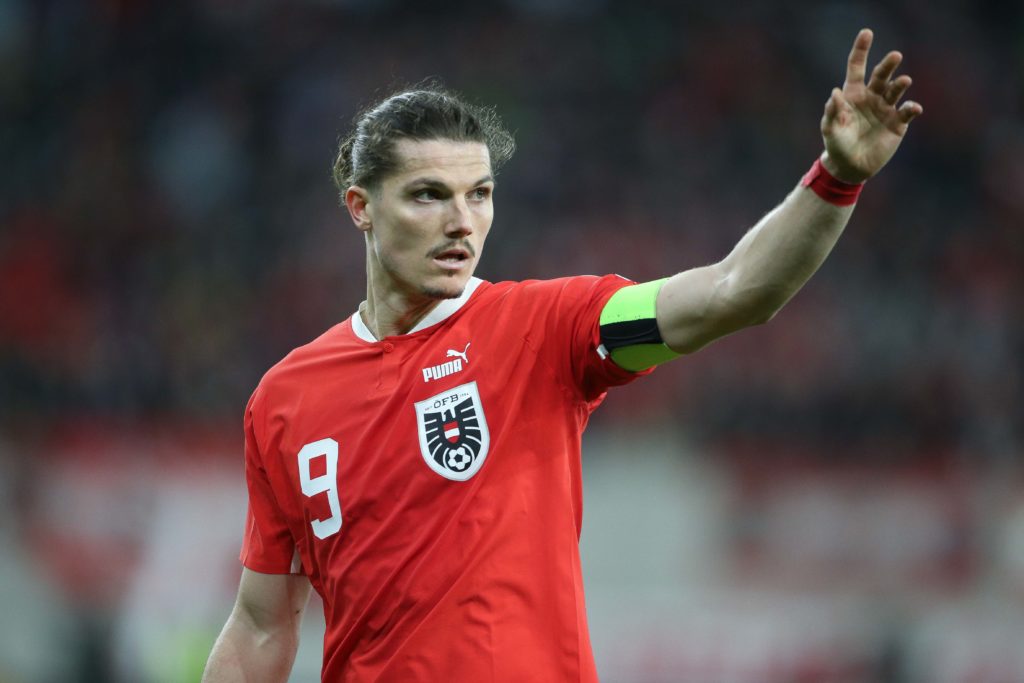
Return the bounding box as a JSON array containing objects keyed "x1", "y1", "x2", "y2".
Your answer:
[{"x1": 345, "y1": 186, "x2": 374, "y2": 233}]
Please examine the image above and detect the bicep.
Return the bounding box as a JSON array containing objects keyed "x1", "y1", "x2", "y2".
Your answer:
[
  {"x1": 655, "y1": 262, "x2": 754, "y2": 354},
  {"x1": 598, "y1": 267, "x2": 746, "y2": 371},
  {"x1": 232, "y1": 567, "x2": 312, "y2": 636},
  {"x1": 597, "y1": 266, "x2": 746, "y2": 370}
]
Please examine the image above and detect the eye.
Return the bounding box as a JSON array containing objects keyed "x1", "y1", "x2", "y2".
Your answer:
[
  {"x1": 413, "y1": 188, "x2": 441, "y2": 202},
  {"x1": 470, "y1": 187, "x2": 492, "y2": 201}
]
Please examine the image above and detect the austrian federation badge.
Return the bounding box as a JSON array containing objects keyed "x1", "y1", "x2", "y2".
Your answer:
[{"x1": 414, "y1": 381, "x2": 490, "y2": 481}]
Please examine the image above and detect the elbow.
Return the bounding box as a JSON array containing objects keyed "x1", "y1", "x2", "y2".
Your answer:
[
  {"x1": 658, "y1": 267, "x2": 786, "y2": 354},
  {"x1": 728, "y1": 280, "x2": 791, "y2": 328},
  {"x1": 746, "y1": 304, "x2": 781, "y2": 327},
  {"x1": 666, "y1": 301, "x2": 776, "y2": 355},
  {"x1": 709, "y1": 302, "x2": 777, "y2": 336}
]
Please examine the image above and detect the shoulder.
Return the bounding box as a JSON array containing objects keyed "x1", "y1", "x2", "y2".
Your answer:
[
  {"x1": 478, "y1": 275, "x2": 633, "y2": 307},
  {"x1": 251, "y1": 318, "x2": 358, "y2": 406},
  {"x1": 468, "y1": 275, "x2": 636, "y2": 352}
]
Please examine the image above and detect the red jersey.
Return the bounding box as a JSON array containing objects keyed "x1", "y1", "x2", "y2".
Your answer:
[{"x1": 240, "y1": 275, "x2": 651, "y2": 682}]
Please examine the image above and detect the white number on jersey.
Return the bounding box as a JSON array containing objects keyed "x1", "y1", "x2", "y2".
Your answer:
[{"x1": 297, "y1": 438, "x2": 342, "y2": 539}]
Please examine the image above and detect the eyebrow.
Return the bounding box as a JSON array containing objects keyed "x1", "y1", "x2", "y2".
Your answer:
[{"x1": 402, "y1": 174, "x2": 496, "y2": 191}]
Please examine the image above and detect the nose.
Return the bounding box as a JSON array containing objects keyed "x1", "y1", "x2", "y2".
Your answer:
[{"x1": 444, "y1": 196, "x2": 473, "y2": 238}]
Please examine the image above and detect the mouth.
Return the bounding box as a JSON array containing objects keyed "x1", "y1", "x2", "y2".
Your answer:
[{"x1": 431, "y1": 246, "x2": 473, "y2": 271}]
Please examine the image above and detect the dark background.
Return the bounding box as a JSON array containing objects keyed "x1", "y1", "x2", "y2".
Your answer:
[{"x1": 1, "y1": 1, "x2": 1021, "y2": 681}]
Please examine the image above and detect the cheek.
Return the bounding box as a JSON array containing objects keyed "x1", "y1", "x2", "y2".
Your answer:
[
  {"x1": 474, "y1": 204, "x2": 494, "y2": 233},
  {"x1": 476, "y1": 221, "x2": 491, "y2": 244},
  {"x1": 377, "y1": 214, "x2": 435, "y2": 258}
]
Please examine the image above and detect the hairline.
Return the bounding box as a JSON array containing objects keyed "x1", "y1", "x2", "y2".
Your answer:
[{"x1": 361, "y1": 137, "x2": 495, "y2": 193}]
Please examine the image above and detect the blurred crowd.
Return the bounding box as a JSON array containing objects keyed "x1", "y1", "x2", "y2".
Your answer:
[
  {"x1": 1, "y1": 0, "x2": 1021, "y2": 460},
  {"x1": 0, "y1": 1, "x2": 1022, "y2": 680}
]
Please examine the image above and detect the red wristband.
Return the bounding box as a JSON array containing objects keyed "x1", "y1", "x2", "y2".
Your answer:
[{"x1": 800, "y1": 158, "x2": 864, "y2": 206}]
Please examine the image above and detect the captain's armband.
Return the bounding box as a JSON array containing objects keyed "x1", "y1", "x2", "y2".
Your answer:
[{"x1": 598, "y1": 278, "x2": 681, "y2": 372}]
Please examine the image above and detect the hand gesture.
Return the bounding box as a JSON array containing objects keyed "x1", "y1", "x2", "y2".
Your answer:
[{"x1": 821, "y1": 29, "x2": 923, "y2": 183}]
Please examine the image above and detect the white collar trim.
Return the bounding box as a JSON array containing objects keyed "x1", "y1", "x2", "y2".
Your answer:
[{"x1": 351, "y1": 277, "x2": 483, "y2": 342}]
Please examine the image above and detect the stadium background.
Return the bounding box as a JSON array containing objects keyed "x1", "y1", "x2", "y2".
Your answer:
[{"x1": 1, "y1": 0, "x2": 1022, "y2": 681}]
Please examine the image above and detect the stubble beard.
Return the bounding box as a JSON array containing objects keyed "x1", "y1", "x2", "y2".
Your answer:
[
  {"x1": 377, "y1": 250, "x2": 465, "y2": 301},
  {"x1": 419, "y1": 269, "x2": 467, "y2": 300},
  {"x1": 420, "y1": 285, "x2": 463, "y2": 300}
]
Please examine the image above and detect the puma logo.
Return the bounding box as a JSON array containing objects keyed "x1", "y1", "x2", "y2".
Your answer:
[
  {"x1": 446, "y1": 342, "x2": 471, "y2": 365},
  {"x1": 423, "y1": 343, "x2": 472, "y2": 383}
]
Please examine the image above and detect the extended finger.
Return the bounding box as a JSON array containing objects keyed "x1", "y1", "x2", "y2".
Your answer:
[
  {"x1": 868, "y1": 51, "x2": 903, "y2": 94},
  {"x1": 897, "y1": 100, "x2": 923, "y2": 124},
  {"x1": 884, "y1": 75, "x2": 912, "y2": 105},
  {"x1": 845, "y1": 28, "x2": 873, "y2": 87}
]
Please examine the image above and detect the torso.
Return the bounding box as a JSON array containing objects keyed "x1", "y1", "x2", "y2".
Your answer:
[{"x1": 244, "y1": 275, "x2": 644, "y2": 682}]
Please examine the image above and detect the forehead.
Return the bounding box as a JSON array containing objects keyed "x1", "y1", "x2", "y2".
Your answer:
[{"x1": 388, "y1": 139, "x2": 492, "y2": 184}]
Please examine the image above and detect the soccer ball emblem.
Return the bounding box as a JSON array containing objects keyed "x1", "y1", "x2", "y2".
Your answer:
[{"x1": 446, "y1": 446, "x2": 472, "y2": 471}]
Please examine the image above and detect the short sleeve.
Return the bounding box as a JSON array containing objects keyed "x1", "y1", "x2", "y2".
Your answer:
[
  {"x1": 530, "y1": 275, "x2": 655, "y2": 403},
  {"x1": 239, "y1": 389, "x2": 299, "y2": 574}
]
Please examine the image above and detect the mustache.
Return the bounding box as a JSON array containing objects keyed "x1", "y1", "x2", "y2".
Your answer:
[{"x1": 427, "y1": 241, "x2": 476, "y2": 259}]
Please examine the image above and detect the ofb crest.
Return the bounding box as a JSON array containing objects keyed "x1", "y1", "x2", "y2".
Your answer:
[{"x1": 414, "y1": 381, "x2": 490, "y2": 481}]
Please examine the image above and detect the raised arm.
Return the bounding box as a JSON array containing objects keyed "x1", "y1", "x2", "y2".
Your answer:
[
  {"x1": 202, "y1": 568, "x2": 312, "y2": 683},
  {"x1": 653, "y1": 29, "x2": 922, "y2": 355}
]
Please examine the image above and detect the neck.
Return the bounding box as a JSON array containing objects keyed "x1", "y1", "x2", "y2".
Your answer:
[{"x1": 360, "y1": 286, "x2": 442, "y2": 339}]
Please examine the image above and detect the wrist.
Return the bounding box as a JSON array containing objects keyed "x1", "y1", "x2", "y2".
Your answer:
[
  {"x1": 819, "y1": 152, "x2": 869, "y2": 184},
  {"x1": 800, "y1": 155, "x2": 865, "y2": 206}
]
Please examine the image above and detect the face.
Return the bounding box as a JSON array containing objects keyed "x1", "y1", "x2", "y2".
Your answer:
[{"x1": 347, "y1": 138, "x2": 495, "y2": 302}]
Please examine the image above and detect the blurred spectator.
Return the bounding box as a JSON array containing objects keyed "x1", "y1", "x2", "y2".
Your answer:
[
  {"x1": 2, "y1": 1, "x2": 1019, "y2": 461},
  {"x1": 1, "y1": 0, "x2": 1021, "y2": 681}
]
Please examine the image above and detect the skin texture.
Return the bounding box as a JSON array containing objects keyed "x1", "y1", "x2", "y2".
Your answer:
[
  {"x1": 201, "y1": 569, "x2": 311, "y2": 683},
  {"x1": 820, "y1": 29, "x2": 923, "y2": 183},
  {"x1": 344, "y1": 138, "x2": 495, "y2": 339},
  {"x1": 202, "y1": 29, "x2": 921, "y2": 683}
]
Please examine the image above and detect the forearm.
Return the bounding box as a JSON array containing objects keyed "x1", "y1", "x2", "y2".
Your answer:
[
  {"x1": 657, "y1": 167, "x2": 856, "y2": 353},
  {"x1": 202, "y1": 608, "x2": 301, "y2": 683},
  {"x1": 717, "y1": 179, "x2": 855, "y2": 321}
]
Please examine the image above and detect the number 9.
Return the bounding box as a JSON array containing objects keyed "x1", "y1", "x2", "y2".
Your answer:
[{"x1": 297, "y1": 438, "x2": 342, "y2": 539}]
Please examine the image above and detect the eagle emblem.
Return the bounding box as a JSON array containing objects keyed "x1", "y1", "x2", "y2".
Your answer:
[{"x1": 414, "y1": 381, "x2": 490, "y2": 481}]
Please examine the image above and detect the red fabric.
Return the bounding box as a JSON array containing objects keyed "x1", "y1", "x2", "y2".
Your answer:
[
  {"x1": 800, "y1": 157, "x2": 864, "y2": 206},
  {"x1": 240, "y1": 275, "x2": 653, "y2": 683}
]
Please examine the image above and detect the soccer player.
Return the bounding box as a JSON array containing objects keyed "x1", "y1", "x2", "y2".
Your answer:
[{"x1": 203, "y1": 29, "x2": 921, "y2": 682}]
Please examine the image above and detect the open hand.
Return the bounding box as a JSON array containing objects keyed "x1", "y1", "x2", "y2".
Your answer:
[{"x1": 821, "y1": 29, "x2": 923, "y2": 183}]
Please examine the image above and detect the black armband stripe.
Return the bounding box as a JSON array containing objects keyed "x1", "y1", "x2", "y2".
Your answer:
[
  {"x1": 599, "y1": 318, "x2": 665, "y2": 350},
  {"x1": 597, "y1": 279, "x2": 681, "y2": 371}
]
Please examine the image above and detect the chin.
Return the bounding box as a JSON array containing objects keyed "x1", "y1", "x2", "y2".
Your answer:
[
  {"x1": 420, "y1": 284, "x2": 464, "y2": 300},
  {"x1": 420, "y1": 273, "x2": 469, "y2": 300}
]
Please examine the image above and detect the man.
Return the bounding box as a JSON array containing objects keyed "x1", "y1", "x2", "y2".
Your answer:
[{"x1": 203, "y1": 29, "x2": 921, "y2": 682}]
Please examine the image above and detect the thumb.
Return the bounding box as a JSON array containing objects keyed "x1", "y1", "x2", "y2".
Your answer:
[{"x1": 821, "y1": 87, "x2": 845, "y2": 135}]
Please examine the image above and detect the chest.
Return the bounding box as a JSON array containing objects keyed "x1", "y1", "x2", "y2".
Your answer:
[{"x1": 263, "y1": 319, "x2": 573, "y2": 536}]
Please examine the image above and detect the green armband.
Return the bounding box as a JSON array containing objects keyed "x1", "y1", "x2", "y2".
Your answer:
[{"x1": 598, "y1": 278, "x2": 681, "y2": 372}]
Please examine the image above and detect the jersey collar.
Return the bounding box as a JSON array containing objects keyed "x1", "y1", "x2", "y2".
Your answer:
[{"x1": 351, "y1": 277, "x2": 483, "y2": 343}]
